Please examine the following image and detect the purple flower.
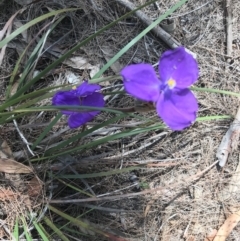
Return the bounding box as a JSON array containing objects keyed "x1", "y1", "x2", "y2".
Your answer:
[
  {"x1": 52, "y1": 81, "x2": 105, "y2": 128},
  {"x1": 121, "y1": 47, "x2": 199, "y2": 130}
]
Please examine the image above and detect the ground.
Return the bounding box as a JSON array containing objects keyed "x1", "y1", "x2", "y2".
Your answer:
[{"x1": 1, "y1": 0, "x2": 240, "y2": 240}]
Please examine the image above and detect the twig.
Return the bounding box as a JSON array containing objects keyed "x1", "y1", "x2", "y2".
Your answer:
[
  {"x1": 219, "y1": 155, "x2": 240, "y2": 201},
  {"x1": 224, "y1": 0, "x2": 233, "y2": 56},
  {"x1": 216, "y1": 105, "x2": 240, "y2": 167},
  {"x1": 13, "y1": 119, "x2": 35, "y2": 156},
  {"x1": 213, "y1": 107, "x2": 240, "y2": 239},
  {"x1": 115, "y1": 0, "x2": 180, "y2": 49}
]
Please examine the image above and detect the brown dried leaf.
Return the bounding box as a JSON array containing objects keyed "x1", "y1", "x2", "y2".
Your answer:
[
  {"x1": 0, "y1": 140, "x2": 13, "y2": 158},
  {"x1": 27, "y1": 177, "x2": 43, "y2": 197},
  {"x1": 0, "y1": 158, "x2": 32, "y2": 174},
  {"x1": 100, "y1": 46, "x2": 122, "y2": 74},
  {"x1": 63, "y1": 56, "x2": 100, "y2": 78}
]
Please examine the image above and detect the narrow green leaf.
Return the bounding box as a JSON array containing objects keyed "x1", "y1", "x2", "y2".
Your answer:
[
  {"x1": 48, "y1": 209, "x2": 95, "y2": 238},
  {"x1": 38, "y1": 223, "x2": 51, "y2": 239},
  {"x1": 55, "y1": 165, "x2": 143, "y2": 179},
  {"x1": 13, "y1": 218, "x2": 19, "y2": 241},
  {"x1": 49, "y1": 206, "x2": 130, "y2": 241},
  {"x1": 6, "y1": 43, "x2": 31, "y2": 99},
  {"x1": 57, "y1": 179, "x2": 94, "y2": 197},
  {"x1": 191, "y1": 86, "x2": 240, "y2": 97},
  {"x1": 89, "y1": 75, "x2": 121, "y2": 84},
  {"x1": 11, "y1": 16, "x2": 66, "y2": 98},
  {"x1": 196, "y1": 115, "x2": 231, "y2": 121},
  {"x1": 48, "y1": 206, "x2": 106, "y2": 238},
  {"x1": 43, "y1": 216, "x2": 70, "y2": 241},
  {"x1": 22, "y1": 221, "x2": 32, "y2": 241},
  {"x1": 44, "y1": 113, "x2": 128, "y2": 155},
  {"x1": 8, "y1": 106, "x2": 123, "y2": 114},
  {"x1": 45, "y1": 114, "x2": 231, "y2": 160},
  {"x1": 44, "y1": 123, "x2": 164, "y2": 159},
  {"x1": 33, "y1": 221, "x2": 49, "y2": 241},
  {"x1": 0, "y1": 84, "x2": 68, "y2": 112}
]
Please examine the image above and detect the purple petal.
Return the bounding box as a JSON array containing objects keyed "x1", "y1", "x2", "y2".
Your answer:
[
  {"x1": 52, "y1": 91, "x2": 80, "y2": 115},
  {"x1": 68, "y1": 92, "x2": 105, "y2": 128},
  {"x1": 76, "y1": 81, "x2": 101, "y2": 97},
  {"x1": 68, "y1": 112, "x2": 95, "y2": 128},
  {"x1": 156, "y1": 89, "x2": 198, "y2": 130},
  {"x1": 159, "y1": 47, "x2": 199, "y2": 88},
  {"x1": 81, "y1": 92, "x2": 105, "y2": 113},
  {"x1": 121, "y1": 64, "x2": 161, "y2": 102}
]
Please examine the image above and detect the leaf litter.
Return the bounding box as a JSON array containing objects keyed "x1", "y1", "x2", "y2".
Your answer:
[
  {"x1": 1, "y1": 0, "x2": 240, "y2": 240},
  {"x1": 0, "y1": 138, "x2": 42, "y2": 238}
]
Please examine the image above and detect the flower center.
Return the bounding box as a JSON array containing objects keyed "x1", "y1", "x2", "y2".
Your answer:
[
  {"x1": 72, "y1": 86, "x2": 77, "y2": 90},
  {"x1": 167, "y1": 78, "x2": 176, "y2": 89}
]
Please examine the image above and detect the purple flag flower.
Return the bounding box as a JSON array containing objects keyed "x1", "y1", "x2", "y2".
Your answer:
[
  {"x1": 121, "y1": 47, "x2": 199, "y2": 130},
  {"x1": 52, "y1": 81, "x2": 105, "y2": 128}
]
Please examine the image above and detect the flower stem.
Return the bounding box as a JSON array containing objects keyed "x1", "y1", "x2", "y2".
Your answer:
[
  {"x1": 191, "y1": 87, "x2": 240, "y2": 98},
  {"x1": 196, "y1": 115, "x2": 231, "y2": 122}
]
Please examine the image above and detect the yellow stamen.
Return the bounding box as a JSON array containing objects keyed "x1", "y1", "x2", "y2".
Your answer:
[
  {"x1": 72, "y1": 86, "x2": 77, "y2": 90},
  {"x1": 167, "y1": 79, "x2": 176, "y2": 89}
]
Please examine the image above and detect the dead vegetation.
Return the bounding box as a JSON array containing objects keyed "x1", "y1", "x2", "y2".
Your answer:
[{"x1": 1, "y1": 0, "x2": 240, "y2": 240}]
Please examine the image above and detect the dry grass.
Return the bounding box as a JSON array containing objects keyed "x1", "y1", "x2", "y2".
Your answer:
[{"x1": 1, "y1": 0, "x2": 240, "y2": 240}]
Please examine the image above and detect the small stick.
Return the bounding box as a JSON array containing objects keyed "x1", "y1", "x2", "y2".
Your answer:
[
  {"x1": 216, "y1": 105, "x2": 240, "y2": 167},
  {"x1": 224, "y1": 0, "x2": 233, "y2": 56}
]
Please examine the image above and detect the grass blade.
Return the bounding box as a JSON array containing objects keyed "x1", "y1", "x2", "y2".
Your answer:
[
  {"x1": 13, "y1": 218, "x2": 19, "y2": 241},
  {"x1": 55, "y1": 165, "x2": 143, "y2": 179},
  {"x1": 33, "y1": 221, "x2": 50, "y2": 241},
  {"x1": 43, "y1": 216, "x2": 70, "y2": 241},
  {"x1": 22, "y1": 221, "x2": 32, "y2": 241},
  {"x1": 44, "y1": 113, "x2": 128, "y2": 155},
  {"x1": 43, "y1": 123, "x2": 164, "y2": 159},
  {"x1": 49, "y1": 205, "x2": 129, "y2": 241}
]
